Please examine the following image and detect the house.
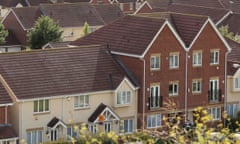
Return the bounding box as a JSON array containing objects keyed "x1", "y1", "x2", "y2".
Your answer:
[
  {"x1": 71, "y1": 13, "x2": 231, "y2": 129},
  {"x1": 220, "y1": 0, "x2": 240, "y2": 14},
  {"x1": 0, "y1": 0, "x2": 27, "y2": 18},
  {"x1": 0, "y1": 30, "x2": 22, "y2": 53},
  {"x1": 2, "y1": 3, "x2": 124, "y2": 48},
  {"x1": 225, "y1": 38, "x2": 240, "y2": 118},
  {"x1": 0, "y1": 82, "x2": 18, "y2": 144},
  {"x1": 0, "y1": 45, "x2": 139, "y2": 143},
  {"x1": 218, "y1": 13, "x2": 240, "y2": 36}
]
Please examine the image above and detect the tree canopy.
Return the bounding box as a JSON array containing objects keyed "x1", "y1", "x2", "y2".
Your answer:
[
  {"x1": 219, "y1": 25, "x2": 240, "y2": 43},
  {"x1": 0, "y1": 23, "x2": 8, "y2": 45},
  {"x1": 28, "y1": 16, "x2": 63, "y2": 49}
]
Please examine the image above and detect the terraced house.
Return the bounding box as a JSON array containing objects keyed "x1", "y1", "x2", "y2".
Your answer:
[
  {"x1": 0, "y1": 45, "x2": 139, "y2": 143},
  {"x1": 71, "y1": 13, "x2": 231, "y2": 129}
]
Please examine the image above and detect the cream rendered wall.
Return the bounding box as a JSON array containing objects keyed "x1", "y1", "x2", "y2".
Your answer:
[
  {"x1": 61, "y1": 26, "x2": 102, "y2": 42},
  {"x1": 227, "y1": 75, "x2": 240, "y2": 103}
]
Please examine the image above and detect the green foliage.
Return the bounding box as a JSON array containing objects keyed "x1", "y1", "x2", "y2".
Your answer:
[
  {"x1": 82, "y1": 21, "x2": 90, "y2": 36},
  {"x1": 0, "y1": 23, "x2": 8, "y2": 44},
  {"x1": 219, "y1": 25, "x2": 240, "y2": 43},
  {"x1": 27, "y1": 16, "x2": 63, "y2": 49}
]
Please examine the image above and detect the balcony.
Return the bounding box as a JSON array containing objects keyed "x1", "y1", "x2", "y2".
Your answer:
[
  {"x1": 208, "y1": 89, "x2": 222, "y2": 103},
  {"x1": 148, "y1": 96, "x2": 163, "y2": 110}
]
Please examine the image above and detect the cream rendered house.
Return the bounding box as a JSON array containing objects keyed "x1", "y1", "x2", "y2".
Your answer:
[{"x1": 0, "y1": 45, "x2": 139, "y2": 143}]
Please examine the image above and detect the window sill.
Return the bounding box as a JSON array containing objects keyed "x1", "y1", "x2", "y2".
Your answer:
[
  {"x1": 169, "y1": 67, "x2": 179, "y2": 70},
  {"x1": 114, "y1": 104, "x2": 131, "y2": 108},
  {"x1": 150, "y1": 68, "x2": 160, "y2": 71},
  {"x1": 193, "y1": 65, "x2": 202, "y2": 67},
  {"x1": 33, "y1": 111, "x2": 50, "y2": 115},
  {"x1": 169, "y1": 94, "x2": 178, "y2": 97},
  {"x1": 192, "y1": 92, "x2": 201, "y2": 95},
  {"x1": 74, "y1": 106, "x2": 90, "y2": 111},
  {"x1": 210, "y1": 63, "x2": 219, "y2": 66}
]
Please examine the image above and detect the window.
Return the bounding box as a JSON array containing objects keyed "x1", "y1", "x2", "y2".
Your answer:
[
  {"x1": 129, "y1": 2, "x2": 134, "y2": 10},
  {"x1": 117, "y1": 91, "x2": 131, "y2": 105},
  {"x1": 67, "y1": 126, "x2": 77, "y2": 141},
  {"x1": 150, "y1": 85, "x2": 160, "y2": 108},
  {"x1": 150, "y1": 55, "x2": 160, "y2": 70},
  {"x1": 208, "y1": 107, "x2": 221, "y2": 120},
  {"x1": 227, "y1": 103, "x2": 238, "y2": 118},
  {"x1": 26, "y1": 130, "x2": 43, "y2": 144},
  {"x1": 104, "y1": 122, "x2": 112, "y2": 132},
  {"x1": 209, "y1": 79, "x2": 220, "y2": 102},
  {"x1": 50, "y1": 129, "x2": 57, "y2": 141},
  {"x1": 169, "y1": 53, "x2": 179, "y2": 69},
  {"x1": 192, "y1": 79, "x2": 202, "y2": 93},
  {"x1": 169, "y1": 81, "x2": 178, "y2": 96},
  {"x1": 193, "y1": 51, "x2": 202, "y2": 66},
  {"x1": 123, "y1": 119, "x2": 134, "y2": 133},
  {"x1": 33, "y1": 99, "x2": 49, "y2": 113},
  {"x1": 74, "y1": 95, "x2": 89, "y2": 108},
  {"x1": 234, "y1": 78, "x2": 240, "y2": 89},
  {"x1": 147, "y1": 114, "x2": 161, "y2": 128},
  {"x1": 210, "y1": 50, "x2": 219, "y2": 65},
  {"x1": 88, "y1": 124, "x2": 97, "y2": 134}
]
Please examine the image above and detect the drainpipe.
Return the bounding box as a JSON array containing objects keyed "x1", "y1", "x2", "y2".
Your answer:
[
  {"x1": 5, "y1": 105, "x2": 8, "y2": 124},
  {"x1": 185, "y1": 51, "x2": 188, "y2": 123},
  {"x1": 140, "y1": 58, "x2": 146, "y2": 130},
  {"x1": 224, "y1": 51, "x2": 230, "y2": 127}
]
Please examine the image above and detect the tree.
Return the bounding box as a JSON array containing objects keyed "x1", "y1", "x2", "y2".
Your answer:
[
  {"x1": 27, "y1": 16, "x2": 63, "y2": 49},
  {"x1": 0, "y1": 23, "x2": 8, "y2": 44},
  {"x1": 219, "y1": 25, "x2": 240, "y2": 43},
  {"x1": 82, "y1": 21, "x2": 90, "y2": 36}
]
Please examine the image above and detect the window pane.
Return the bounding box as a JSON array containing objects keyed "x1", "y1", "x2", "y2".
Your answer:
[
  {"x1": 27, "y1": 132, "x2": 31, "y2": 144},
  {"x1": 39, "y1": 100, "x2": 44, "y2": 112},
  {"x1": 127, "y1": 91, "x2": 131, "y2": 103},
  {"x1": 45, "y1": 99, "x2": 49, "y2": 111},
  {"x1": 34, "y1": 101, "x2": 38, "y2": 112},
  {"x1": 74, "y1": 96, "x2": 79, "y2": 107},
  {"x1": 117, "y1": 92, "x2": 121, "y2": 104}
]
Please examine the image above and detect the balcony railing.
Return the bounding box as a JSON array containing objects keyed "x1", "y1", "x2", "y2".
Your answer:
[
  {"x1": 208, "y1": 89, "x2": 222, "y2": 103},
  {"x1": 148, "y1": 96, "x2": 163, "y2": 109}
]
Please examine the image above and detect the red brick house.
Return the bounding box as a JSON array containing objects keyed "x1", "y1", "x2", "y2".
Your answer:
[
  {"x1": 0, "y1": 82, "x2": 18, "y2": 144},
  {"x1": 71, "y1": 13, "x2": 231, "y2": 129}
]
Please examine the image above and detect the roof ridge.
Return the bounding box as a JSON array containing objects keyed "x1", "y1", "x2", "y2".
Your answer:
[{"x1": 172, "y1": 3, "x2": 226, "y2": 10}]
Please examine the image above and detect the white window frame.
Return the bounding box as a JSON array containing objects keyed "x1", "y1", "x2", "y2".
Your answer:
[
  {"x1": 33, "y1": 99, "x2": 49, "y2": 113},
  {"x1": 169, "y1": 81, "x2": 179, "y2": 96},
  {"x1": 26, "y1": 130, "x2": 43, "y2": 144},
  {"x1": 67, "y1": 126, "x2": 77, "y2": 141},
  {"x1": 227, "y1": 103, "x2": 238, "y2": 118},
  {"x1": 104, "y1": 121, "x2": 112, "y2": 132},
  {"x1": 192, "y1": 79, "x2": 202, "y2": 93},
  {"x1": 117, "y1": 91, "x2": 131, "y2": 105},
  {"x1": 88, "y1": 123, "x2": 97, "y2": 134},
  {"x1": 234, "y1": 77, "x2": 240, "y2": 90},
  {"x1": 123, "y1": 119, "x2": 134, "y2": 134},
  {"x1": 147, "y1": 114, "x2": 161, "y2": 128},
  {"x1": 209, "y1": 79, "x2": 219, "y2": 102},
  {"x1": 169, "y1": 53, "x2": 179, "y2": 69},
  {"x1": 74, "y1": 95, "x2": 89, "y2": 109},
  {"x1": 150, "y1": 55, "x2": 160, "y2": 70},
  {"x1": 210, "y1": 50, "x2": 219, "y2": 65},
  {"x1": 129, "y1": 2, "x2": 134, "y2": 10},
  {"x1": 150, "y1": 84, "x2": 160, "y2": 108},
  {"x1": 208, "y1": 107, "x2": 221, "y2": 120},
  {"x1": 193, "y1": 51, "x2": 202, "y2": 66}
]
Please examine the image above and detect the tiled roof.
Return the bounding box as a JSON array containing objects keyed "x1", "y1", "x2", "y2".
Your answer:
[
  {"x1": 43, "y1": 41, "x2": 70, "y2": 49},
  {"x1": 220, "y1": 0, "x2": 240, "y2": 13},
  {"x1": 0, "y1": 45, "x2": 127, "y2": 100},
  {"x1": 12, "y1": 6, "x2": 42, "y2": 30},
  {"x1": 88, "y1": 103, "x2": 107, "y2": 122},
  {"x1": 71, "y1": 13, "x2": 207, "y2": 53},
  {"x1": 0, "y1": 126, "x2": 17, "y2": 139},
  {"x1": 166, "y1": 4, "x2": 229, "y2": 24},
  {"x1": 0, "y1": 0, "x2": 28, "y2": 7},
  {"x1": 71, "y1": 15, "x2": 166, "y2": 55},
  {"x1": 10, "y1": 3, "x2": 124, "y2": 29},
  {"x1": 218, "y1": 13, "x2": 240, "y2": 35},
  {"x1": 0, "y1": 81, "x2": 12, "y2": 105},
  {"x1": 146, "y1": 0, "x2": 170, "y2": 9},
  {"x1": 27, "y1": 0, "x2": 90, "y2": 6},
  {"x1": 170, "y1": 0, "x2": 224, "y2": 9},
  {"x1": 226, "y1": 38, "x2": 240, "y2": 62}
]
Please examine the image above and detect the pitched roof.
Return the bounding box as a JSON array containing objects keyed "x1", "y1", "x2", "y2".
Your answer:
[
  {"x1": 0, "y1": 45, "x2": 129, "y2": 100},
  {"x1": 226, "y1": 38, "x2": 240, "y2": 62},
  {"x1": 71, "y1": 13, "x2": 207, "y2": 54},
  {"x1": 0, "y1": 126, "x2": 17, "y2": 139},
  {"x1": 88, "y1": 103, "x2": 107, "y2": 122},
  {"x1": 42, "y1": 41, "x2": 70, "y2": 49},
  {"x1": 9, "y1": 3, "x2": 124, "y2": 29},
  {"x1": 0, "y1": 0, "x2": 28, "y2": 7},
  {"x1": 47, "y1": 117, "x2": 66, "y2": 128},
  {"x1": 220, "y1": 0, "x2": 240, "y2": 14},
  {"x1": 166, "y1": 4, "x2": 229, "y2": 24},
  {"x1": 170, "y1": 0, "x2": 224, "y2": 9},
  {"x1": 146, "y1": 0, "x2": 171, "y2": 9},
  {"x1": 218, "y1": 13, "x2": 240, "y2": 35},
  {"x1": 0, "y1": 81, "x2": 12, "y2": 105},
  {"x1": 27, "y1": 0, "x2": 90, "y2": 6},
  {"x1": 11, "y1": 6, "x2": 42, "y2": 30}
]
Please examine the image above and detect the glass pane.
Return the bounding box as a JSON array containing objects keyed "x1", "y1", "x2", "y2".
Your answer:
[
  {"x1": 39, "y1": 100, "x2": 44, "y2": 112},
  {"x1": 124, "y1": 120, "x2": 128, "y2": 133},
  {"x1": 150, "y1": 57, "x2": 154, "y2": 68},
  {"x1": 80, "y1": 96, "x2": 84, "y2": 105},
  {"x1": 32, "y1": 131, "x2": 36, "y2": 144},
  {"x1": 27, "y1": 132, "x2": 31, "y2": 144},
  {"x1": 127, "y1": 91, "x2": 131, "y2": 103},
  {"x1": 157, "y1": 115, "x2": 161, "y2": 126},
  {"x1": 129, "y1": 119, "x2": 133, "y2": 132},
  {"x1": 147, "y1": 116, "x2": 151, "y2": 128},
  {"x1": 156, "y1": 56, "x2": 160, "y2": 68},
  {"x1": 45, "y1": 100, "x2": 49, "y2": 111},
  {"x1": 38, "y1": 130, "x2": 43, "y2": 143},
  {"x1": 34, "y1": 101, "x2": 38, "y2": 112},
  {"x1": 74, "y1": 96, "x2": 79, "y2": 107},
  {"x1": 85, "y1": 95, "x2": 89, "y2": 106},
  {"x1": 117, "y1": 92, "x2": 121, "y2": 104}
]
